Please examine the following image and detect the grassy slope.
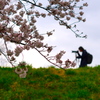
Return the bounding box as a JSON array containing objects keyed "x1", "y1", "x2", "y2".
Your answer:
[{"x1": 0, "y1": 65, "x2": 100, "y2": 100}]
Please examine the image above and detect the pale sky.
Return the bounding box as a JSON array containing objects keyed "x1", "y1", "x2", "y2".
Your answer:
[
  {"x1": 20, "y1": 0, "x2": 100, "y2": 68},
  {"x1": 0, "y1": 0, "x2": 100, "y2": 68}
]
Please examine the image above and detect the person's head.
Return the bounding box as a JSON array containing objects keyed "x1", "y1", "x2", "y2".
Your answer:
[{"x1": 78, "y1": 46, "x2": 84, "y2": 52}]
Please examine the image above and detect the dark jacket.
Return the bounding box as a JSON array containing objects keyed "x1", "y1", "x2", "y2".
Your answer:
[{"x1": 76, "y1": 50, "x2": 88, "y2": 67}]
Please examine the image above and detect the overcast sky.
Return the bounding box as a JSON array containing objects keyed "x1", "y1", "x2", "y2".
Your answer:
[
  {"x1": 16, "y1": 0, "x2": 99, "y2": 68},
  {"x1": 1, "y1": 0, "x2": 100, "y2": 68},
  {"x1": 19, "y1": 0, "x2": 100, "y2": 68}
]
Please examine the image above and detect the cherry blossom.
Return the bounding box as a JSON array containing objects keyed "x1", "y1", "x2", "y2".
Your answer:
[{"x1": 0, "y1": 0, "x2": 88, "y2": 69}]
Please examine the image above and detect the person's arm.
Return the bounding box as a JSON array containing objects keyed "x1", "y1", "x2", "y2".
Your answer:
[{"x1": 76, "y1": 51, "x2": 81, "y2": 58}]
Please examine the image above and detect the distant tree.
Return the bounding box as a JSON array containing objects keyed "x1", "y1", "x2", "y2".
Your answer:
[{"x1": 0, "y1": 0, "x2": 88, "y2": 68}]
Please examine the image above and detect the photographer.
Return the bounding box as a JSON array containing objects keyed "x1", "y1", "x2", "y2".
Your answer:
[{"x1": 73, "y1": 46, "x2": 88, "y2": 68}]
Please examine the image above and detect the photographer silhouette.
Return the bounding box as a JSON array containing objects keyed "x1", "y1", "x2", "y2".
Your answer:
[{"x1": 75, "y1": 46, "x2": 88, "y2": 67}]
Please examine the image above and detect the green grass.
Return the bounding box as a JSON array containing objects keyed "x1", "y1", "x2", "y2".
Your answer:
[{"x1": 0, "y1": 65, "x2": 100, "y2": 100}]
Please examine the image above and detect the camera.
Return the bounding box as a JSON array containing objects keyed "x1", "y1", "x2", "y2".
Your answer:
[{"x1": 72, "y1": 51, "x2": 78, "y2": 53}]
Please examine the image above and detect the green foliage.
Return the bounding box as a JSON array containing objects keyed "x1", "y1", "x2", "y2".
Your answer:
[{"x1": 0, "y1": 65, "x2": 100, "y2": 100}]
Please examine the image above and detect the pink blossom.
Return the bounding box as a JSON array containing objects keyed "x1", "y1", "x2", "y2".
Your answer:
[
  {"x1": 19, "y1": 71, "x2": 27, "y2": 78},
  {"x1": 75, "y1": 0, "x2": 80, "y2": 2},
  {"x1": 0, "y1": 0, "x2": 88, "y2": 68},
  {"x1": 47, "y1": 46, "x2": 53, "y2": 53},
  {"x1": 60, "y1": 13, "x2": 65, "y2": 18},
  {"x1": 0, "y1": 0, "x2": 6, "y2": 10},
  {"x1": 15, "y1": 46, "x2": 23, "y2": 56},
  {"x1": 69, "y1": 11, "x2": 75, "y2": 17},
  {"x1": 82, "y1": 18, "x2": 86, "y2": 22},
  {"x1": 10, "y1": 56, "x2": 15, "y2": 61},
  {"x1": 16, "y1": 2, "x2": 23, "y2": 10},
  {"x1": 79, "y1": 11, "x2": 84, "y2": 16},
  {"x1": 19, "y1": 10, "x2": 25, "y2": 17},
  {"x1": 65, "y1": 59, "x2": 72, "y2": 67},
  {"x1": 83, "y1": 3, "x2": 88, "y2": 7},
  {"x1": 47, "y1": 32, "x2": 53, "y2": 36},
  {"x1": 66, "y1": 17, "x2": 71, "y2": 21},
  {"x1": 56, "y1": 51, "x2": 66, "y2": 63},
  {"x1": 41, "y1": 13, "x2": 46, "y2": 18},
  {"x1": 24, "y1": 45, "x2": 30, "y2": 50},
  {"x1": 34, "y1": 40, "x2": 43, "y2": 48},
  {"x1": 26, "y1": 10, "x2": 34, "y2": 15},
  {"x1": 38, "y1": 3, "x2": 42, "y2": 7},
  {"x1": 31, "y1": 17, "x2": 36, "y2": 23},
  {"x1": 7, "y1": 50, "x2": 13, "y2": 56},
  {"x1": 71, "y1": 62, "x2": 76, "y2": 67},
  {"x1": 77, "y1": 16, "x2": 82, "y2": 20}
]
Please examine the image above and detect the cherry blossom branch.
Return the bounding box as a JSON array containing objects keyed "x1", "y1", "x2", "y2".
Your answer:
[
  {"x1": 20, "y1": 0, "x2": 88, "y2": 38},
  {"x1": 4, "y1": 40, "x2": 14, "y2": 66},
  {"x1": 34, "y1": 47, "x2": 65, "y2": 70},
  {"x1": 0, "y1": 0, "x2": 88, "y2": 69}
]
